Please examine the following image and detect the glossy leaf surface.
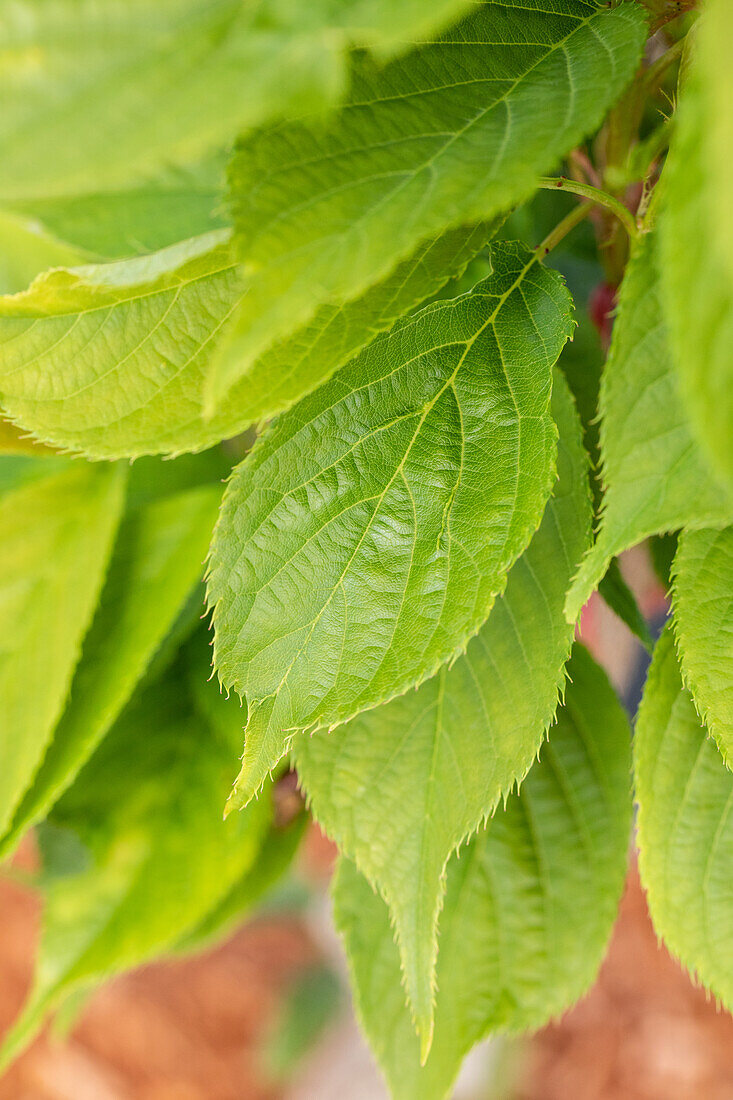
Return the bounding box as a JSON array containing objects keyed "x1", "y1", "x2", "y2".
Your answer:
[
  {"x1": 213, "y1": 0, "x2": 646, "y2": 403},
  {"x1": 294, "y1": 371, "x2": 592, "y2": 1042},
  {"x1": 209, "y1": 243, "x2": 573, "y2": 808}
]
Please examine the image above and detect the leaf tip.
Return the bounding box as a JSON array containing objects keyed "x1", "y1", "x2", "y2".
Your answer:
[
  {"x1": 223, "y1": 786, "x2": 246, "y2": 818},
  {"x1": 418, "y1": 1017, "x2": 434, "y2": 1065}
]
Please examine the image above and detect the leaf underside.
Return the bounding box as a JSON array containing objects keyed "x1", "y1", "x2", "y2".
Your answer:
[
  {"x1": 672, "y1": 526, "x2": 733, "y2": 767},
  {"x1": 0, "y1": 224, "x2": 493, "y2": 459},
  {"x1": 334, "y1": 645, "x2": 632, "y2": 1100},
  {"x1": 635, "y1": 626, "x2": 733, "y2": 1012},
  {"x1": 565, "y1": 231, "x2": 733, "y2": 623},
  {"x1": 660, "y1": 0, "x2": 733, "y2": 487}
]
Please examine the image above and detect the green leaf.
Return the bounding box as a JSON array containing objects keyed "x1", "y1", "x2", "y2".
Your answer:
[
  {"x1": 6, "y1": 155, "x2": 229, "y2": 262},
  {"x1": 0, "y1": 453, "x2": 70, "y2": 494},
  {"x1": 175, "y1": 810, "x2": 308, "y2": 957},
  {"x1": 264, "y1": 965, "x2": 342, "y2": 1082},
  {"x1": 125, "y1": 447, "x2": 231, "y2": 507},
  {"x1": 672, "y1": 526, "x2": 733, "y2": 766},
  {"x1": 635, "y1": 625, "x2": 733, "y2": 1011},
  {"x1": 0, "y1": 231, "x2": 240, "y2": 459},
  {"x1": 554, "y1": 283, "x2": 651, "y2": 649},
  {"x1": 599, "y1": 558, "x2": 652, "y2": 651},
  {"x1": 334, "y1": 645, "x2": 632, "y2": 1100},
  {"x1": 207, "y1": 222, "x2": 497, "y2": 435},
  {"x1": 0, "y1": 222, "x2": 493, "y2": 459},
  {"x1": 0, "y1": 463, "x2": 125, "y2": 836},
  {"x1": 565, "y1": 231, "x2": 733, "y2": 624},
  {"x1": 209, "y1": 242, "x2": 573, "y2": 810},
  {"x1": 0, "y1": 210, "x2": 85, "y2": 295},
  {"x1": 660, "y1": 0, "x2": 733, "y2": 486},
  {"x1": 0, "y1": 636, "x2": 271, "y2": 1068},
  {"x1": 557, "y1": 304, "x2": 604, "y2": 500},
  {"x1": 211, "y1": 0, "x2": 646, "y2": 407},
  {"x1": 0, "y1": 483, "x2": 222, "y2": 859},
  {"x1": 0, "y1": 418, "x2": 59, "y2": 457},
  {"x1": 650, "y1": 531, "x2": 678, "y2": 590},
  {"x1": 293, "y1": 370, "x2": 591, "y2": 1046},
  {"x1": 0, "y1": 0, "x2": 475, "y2": 204}
]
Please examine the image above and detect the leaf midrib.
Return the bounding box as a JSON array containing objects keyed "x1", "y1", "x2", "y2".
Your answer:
[
  {"x1": 246, "y1": 4, "x2": 622, "y2": 253},
  {"x1": 222, "y1": 252, "x2": 541, "y2": 688}
]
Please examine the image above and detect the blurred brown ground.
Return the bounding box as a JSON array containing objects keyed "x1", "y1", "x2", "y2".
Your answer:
[
  {"x1": 2, "y1": 556, "x2": 732, "y2": 1099},
  {"x1": 2, "y1": 855, "x2": 733, "y2": 1100},
  {"x1": 0, "y1": 864, "x2": 316, "y2": 1100},
  {"x1": 518, "y1": 863, "x2": 733, "y2": 1100}
]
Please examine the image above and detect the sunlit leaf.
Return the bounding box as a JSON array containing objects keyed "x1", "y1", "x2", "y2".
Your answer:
[
  {"x1": 0, "y1": 464, "x2": 125, "y2": 835},
  {"x1": 661, "y1": 0, "x2": 733, "y2": 486},
  {"x1": 0, "y1": 224, "x2": 491, "y2": 459},
  {"x1": 293, "y1": 371, "x2": 591, "y2": 1043},
  {"x1": 212, "y1": 0, "x2": 646, "y2": 405},
  {"x1": 635, "y1": 625, "x2": 733, "y2": 1010},
  {"x1": 672, "y1": 526, "x2": 733, "y2": 766},
  {"x1": 334, "y1": 646, "x2": 631, "y2": 1099},
  {"x1": 565, "y1": 232, "x2": 733, "y2": 623},
  {"x1": 0, "y1": 0, "x2": 475, "y2": 203},
  {"x1": 209, "y1": 243, "x2": 572, "y2": 809}
]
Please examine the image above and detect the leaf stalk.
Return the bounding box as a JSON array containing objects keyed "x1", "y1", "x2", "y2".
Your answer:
[
  {"x1": 535, "y1": 201, "x2": 593, "y2": 258},
  {"x1": 537, "y1": 177, "x2": 640, "y2": 242}
]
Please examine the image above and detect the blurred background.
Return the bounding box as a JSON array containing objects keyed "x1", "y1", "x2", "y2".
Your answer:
[{"x1": 1, "y1": 546, "x2": 732, "y2": 1100}]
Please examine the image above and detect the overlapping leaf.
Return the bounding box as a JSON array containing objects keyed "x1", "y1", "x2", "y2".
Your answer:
[
  {"x1": 0, "y1": 483, "x2": 222, "y2": 859},
  {"x1": 212, "y1": 0, "x2": 646, "y2": 406},
  {"x1": 0, "y1": 0, "x2": 474, "y2": 203},
  {"x1": 635, "y1": 625, "x2": 733, "y2": 1010},
  {"x1": 293, "y1": 371, "x2": 591, "y2": 1046},
  {"x1": 557, "y1": 293, "x2": 651, "y2": 647},
  {"x1": 0, "y1": 637, "x2": 272, "y2": 1069},
  {"x1": 0, "y1": 223, "x2": 491, "y2": 458},
  {"x1": 672, "y1": 526, "x2": 733, "y2": 766},
  {"x1": 175, "y1": 810, "x2": 308, "y2": 957},
  {"x1": 661, "y1": 0, "x2": 733, "y2": 486},
  {"x1": 0, "y1": 418, "x2": 58, "y2": 457},
  {"x1": 0, "y1": 464, "x2": 125, "y2": 835},
  {"x1": 209, "y1": 242, "x2": 572, "y2": 810},
  {"x1": 0, "y1": 231, "x2": 240, "y2": 458},
  {"x1": 7, "y1": 155, "x2": 229, "y2": 262},
  {"x1": 565, "y1": 232, "x2": 733, "y2": 623},
  {"x1": 0, "y1": 211, "x2": 85, "y2": 295},
  {"x1": 334, "y1": 646, "x2": 632, "y2": 1100}
]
